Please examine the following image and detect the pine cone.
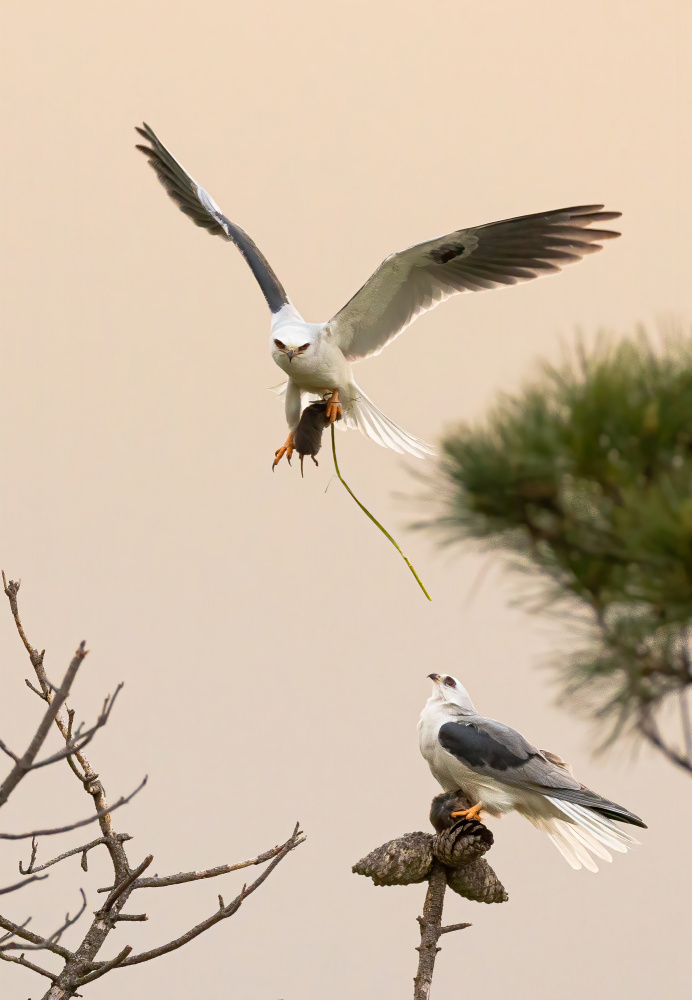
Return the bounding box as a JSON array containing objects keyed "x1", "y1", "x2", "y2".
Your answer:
[
  {"x1": 432, "y1": 818, "x2": 493, "y2": 867},
  {"x1": 352, "y1": 832, "x2": 433, "y2": 886},
  {"x1": 446, "y1": 859, "x2": 508, "y2": 904}
]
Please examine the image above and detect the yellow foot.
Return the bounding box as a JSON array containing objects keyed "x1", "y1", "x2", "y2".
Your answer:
[
  {"x1": 272, "y1": 432, "x2": 295, "y2": 471},
  {"x1": 450, "y1": 802, "x2": 484, "y2": 822},
  {"x1": 325, "y1": 390, "x2": 342, "y2": 423}
]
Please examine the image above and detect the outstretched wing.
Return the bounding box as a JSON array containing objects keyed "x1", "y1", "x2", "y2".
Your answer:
[
  {"x1": 135, "y1": 123, "x2": 288, "y2": 313},
  {"x1": 327, "y1": 206, "x2": 621, "y2": 362},
  {"x1": 438, "y1": 718, "x2": 645, "y2": 827}
]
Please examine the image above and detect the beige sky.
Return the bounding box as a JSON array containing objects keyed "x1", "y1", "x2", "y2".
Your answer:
[{"x1": 1, "y1": 1, "x2": 690, "y2": 997}]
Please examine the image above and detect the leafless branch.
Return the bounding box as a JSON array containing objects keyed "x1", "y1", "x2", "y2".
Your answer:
[
  {"x1": 0, "y1": 641, "x2": 88, "y2": 809},
  {"x1": 0, "y1": 777, "x2": 148, "y2": 840},
  {"x1": 413, "y1": 860, "x2": 448, "y2": 1000},
  {"x1": 96, "y1": 841, "x2": 295, "y2": 892},
  {"x1": 0, "y1": 873, "x2": 48, "y2": 896},
  {"x1": 0, "y1": 577, "x2": 305, "y2": 999},
  {"x1": 113, "y1": 824, "x2": 304, "y2": 968},
  {"x1": 0, "y1": 913, "x2": 74, "y2": 960},
  {"x1": 0, "y1": 948, "x2": 59, "y2": 982},
  {"x1": 74, "y1": 946, "x2": 132, "y2": 987},
  {"x1": 1, "y1": 890, "x2": 87, "y2": 953},
  {"x1": 19, "y1": 834, "x2": 133, "y2": 876},
  {"x1": 440, "y1": 921, "x2": 471, "y2": 935},
  {"x1": 99, "y1": 855, "x2": 154, "y2": 913},
  {"x1": 30, "y1": 686, "x2": 123, "y2": 769}
]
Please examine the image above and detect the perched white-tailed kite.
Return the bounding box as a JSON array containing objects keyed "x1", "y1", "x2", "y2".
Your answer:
[
  {"x1": 419, "y1": 674, "x2": 646, "y2": 872},
  {"x1": 135, "y1": 123, "x2": 621, "y2": 468}
]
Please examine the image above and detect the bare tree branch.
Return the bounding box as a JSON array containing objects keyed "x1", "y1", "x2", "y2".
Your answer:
[
  {"x1": 19, "y1": 834, "x2": 133, "y2": 876},
  {"x1": 0, "y1": 777, "x2": 148, "y2": 840},
  {"x1": 0, "y1": 914, "x2": 74, "y2": 960},
  {"x1": 73, "y1": 946, "x2": 132, "y2": 987},
  {"x1": 112, "y1": 824, "x2": 304, "y2": 969},
  {"x1": 96, "y1": 841, "x2": 296, "y2": 892},
  {"x1": 0, "y1": 641, "x2": 88, "y2": 808},
  {"x1": 413, "y1": 860, "x2": 448, "y2": 1000},
  {"x1": 99, "y1": 855, "x2": 154, "y2": 913},
  {"x1": 1, "y1": 577, "x2": 305, "y2": 999},
  {"x1": 1, "y1": 890, "x2": 87, "y2": 953},
  {"x1": 0, "y1": 873, "x2": 48, "y2": 896},
  {"x1": 0, "y1": 948, "x2": 59, "y2": 982}
]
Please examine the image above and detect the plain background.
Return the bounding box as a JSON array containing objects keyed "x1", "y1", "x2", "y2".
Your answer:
[{"x1": 1, "y1": 2, "x2": 690, "y2": 997}]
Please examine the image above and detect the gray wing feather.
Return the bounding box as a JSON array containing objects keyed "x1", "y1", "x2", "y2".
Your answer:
[
  {"x1": 135, "y1": 123, "x2": 288, "y2": 313},
  {"x1": 328, "y1": 205, "x2": 621, "y2": 362},
  {"x1": 439, "y1": 718, "x2": 645, "y2": 827}
]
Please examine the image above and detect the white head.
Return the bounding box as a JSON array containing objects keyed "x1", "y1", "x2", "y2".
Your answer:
[
  {"x1": 271, "y1": 330, "x2": 315, "y2": 365},
  {"x1": 426, "y1": 673, "x2": 477, "y2": 715}
]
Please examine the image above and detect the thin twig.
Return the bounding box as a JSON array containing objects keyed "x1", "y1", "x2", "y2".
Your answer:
[
  {"x1": 29, "y1": 686, "x2": 123, "y2": 770},
  {"x1": 0, "y1": 642, "x2": 89, "y2": 808},
  {"x1": 440, "y1": 922, "x2": 471, "y2": 934},
  {"x1": 0, "y1": 914, "x2": 74, "y2": 960},
  {"x1": 330, "y1": 425, "x2": 432, "y2": 600},
  {"x1": 19, "y1": 835, "x2": 132, "y2": 876},
  {"x1": 74, "y1": 945, "x2": 132, "y2": 986},
  {"x1": 97, "y1": 842, "x2": 293, "y2": 892},
  {"x1": 103, "y1": 824, "x2": 304, "y2": 969},
  {"x1": 100, "y1": 856, "x2": 153, "y2": 913},
  {"x1": 0, "y1": 873, "x2": 48, "y2": 896},
  {"x1": 1, "y1": 890, "x2": 87, "y2": 952},
  {"x1": 0, "y1": 949, "x2": 58, "y2": 981},
  {"x1": 0, "y1": 776, "x2": 148, "y2": 840}
]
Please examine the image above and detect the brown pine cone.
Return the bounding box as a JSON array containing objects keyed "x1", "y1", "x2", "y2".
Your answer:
[
  {"x1": 352, "y1": 832, "x2": 433, "y2": 886},
  {"x1": 432, "y1": 818, "x2": 493, "y2": 867},
  {"x1": 446, "y1": 859, "x2": 508, "y2": 904}
]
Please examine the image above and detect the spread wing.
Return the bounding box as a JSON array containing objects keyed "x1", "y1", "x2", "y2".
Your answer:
[
  {"x1": 327, "y1": 206, "x2": 621, "y2": 362},
  {"x1": 438, "y1": 718, "x2": 645, "y2": 827},
  {"x1": 135, "y1": 123, "x2": 288, "y2": 313}
]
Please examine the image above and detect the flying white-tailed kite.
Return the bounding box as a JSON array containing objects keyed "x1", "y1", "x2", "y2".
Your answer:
[
  {"x1": 419, "y1": 674, "x2": 646, "y2": 872},
  {"x1": 135, "y1": 123, "x2": 621, "y2": 468}
]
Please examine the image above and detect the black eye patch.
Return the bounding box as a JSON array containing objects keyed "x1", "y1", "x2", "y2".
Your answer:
[
  {"x1": 274, "y1": 339, "x2": 286, "y2": 350},
  {"x1": 444, "y1": 677, "x2": 456, "y2": 688}
]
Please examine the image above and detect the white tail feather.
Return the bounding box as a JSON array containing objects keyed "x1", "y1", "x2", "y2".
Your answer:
[
  {"x1": 526, "y1": 797, "x2": 640, "y2": 871},
  {"x1": 344, "y1": 382, "x2": 434, "y2": 459},
  {"x1": 529, "y1": 795, "x2": 638, "y2": 872}
]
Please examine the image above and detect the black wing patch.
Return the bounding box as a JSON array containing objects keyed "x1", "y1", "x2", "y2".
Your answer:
[
  {"x1": 430, "y1": 242, "x2": 466, "y2": 264},
  {"x1": 438, "y1": 722, "x2": 534, "y2": 772}
]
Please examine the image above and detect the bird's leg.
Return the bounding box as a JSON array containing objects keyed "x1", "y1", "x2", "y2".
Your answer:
[
  {"x1": 325, "y1": 390, "x2": 342, "y2": 423},
  {"x1": 272, "y1": 432, "x2": 295, "y2": 471},
  {"x1": 450, "y1": 802, "x2": 484, "y2": 822}
]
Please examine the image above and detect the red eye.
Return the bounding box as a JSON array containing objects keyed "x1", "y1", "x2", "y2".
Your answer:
[
  {"x1": 274, "y1": 339, "x2": 285, "y2": 350},
  {"x1": 299, "y1": 343, "x2": 310, "y2": 351},
  {"x1": 443, "y1": 677, "x2": 456, "y2": 687}
]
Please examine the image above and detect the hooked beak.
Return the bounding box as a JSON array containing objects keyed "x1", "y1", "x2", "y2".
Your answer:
[
  {"x1": 286, "y1": 349, "x2": 295, "y2": 362},
  {"x1": 428, "y1": 673, "x2": 440, "y2": 682}
]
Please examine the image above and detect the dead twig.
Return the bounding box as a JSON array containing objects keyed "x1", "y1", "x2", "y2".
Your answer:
[
  {"x1": 110, "y1": 824, "x2": 304, "y2": 969},
  {"x1": 0, "y1": 873, "x2": 49, "y2": 896},
  {"x1": 96, "y1": 841, "x2": 294, "y2": 892},
  {"x1": 1, "y1": 890, "x2": 87, "y2": 953},
  {"x1": 0, "y1": 777, "x2": 148, "y2": 840},
  {"x1": 19, "y1": 834, "x2": 133, "y2": 876}
]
